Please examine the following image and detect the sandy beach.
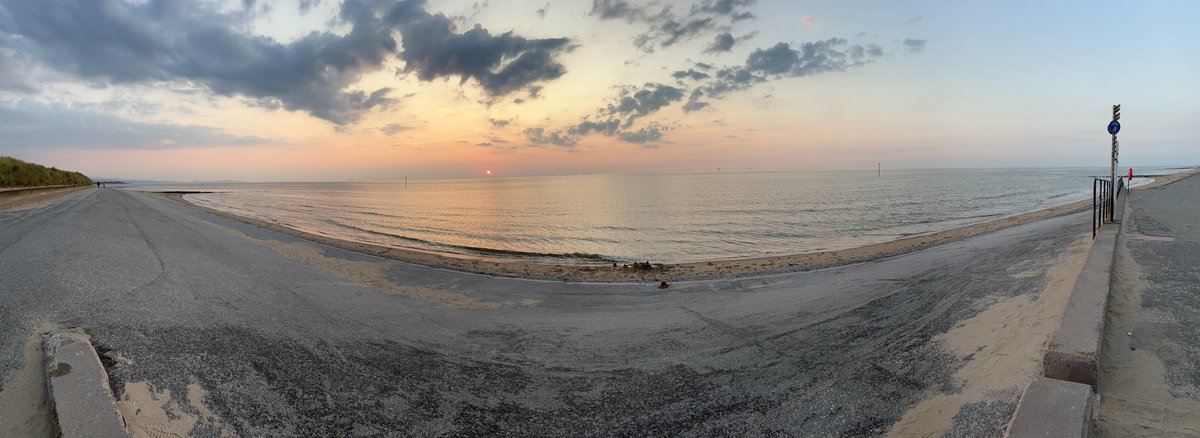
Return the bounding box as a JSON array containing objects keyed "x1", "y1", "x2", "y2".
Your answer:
[{"x1": 156, "y1": 169, "x2": 1198, "y2": 283}]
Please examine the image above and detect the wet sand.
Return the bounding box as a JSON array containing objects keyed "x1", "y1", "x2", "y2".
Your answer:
[
  {"x1": 158, "y1": 175, "x2": 1165, "y2": 283},
  {"x1": 890, "y1": 234, "x2": 1093, "y2": 436},
  {"x1": 0, "y1": 324, "x2": 60, "y2": 438},
  {"x1": 156, "y1": 168, "x2": 1198, "y2": 283},
  {"x1": 117, "y1": 380, "x2": 234, "y2": 438}
]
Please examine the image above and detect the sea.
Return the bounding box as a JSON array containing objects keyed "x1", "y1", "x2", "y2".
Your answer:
[{"x1": 131, "y1": 167, "x2": 1191, "y2": 264}]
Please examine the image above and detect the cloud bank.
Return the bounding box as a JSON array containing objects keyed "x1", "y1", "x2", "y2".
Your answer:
[
  {"x1": 903, "y1": 38, "x2": 927, "y2": 53},
  {"x1": 590, "y1": 0, "x2": 757, "y2": 52},
  {"x1": 525, "y1": 36, "x2": 891, "y2": 147},
  {"x1": 0, "y1": 0, "x2": 573, "y2": 125}
]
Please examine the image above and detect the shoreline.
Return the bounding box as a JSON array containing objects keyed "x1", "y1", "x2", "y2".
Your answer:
[{"x1": 159, "y1": 169, "x2": 1198, "y2": 283}]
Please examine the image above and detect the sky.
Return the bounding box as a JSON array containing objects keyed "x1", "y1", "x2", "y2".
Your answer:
[{"x1": 0, "y1": 0, "x2": 1197, "y2": 181}]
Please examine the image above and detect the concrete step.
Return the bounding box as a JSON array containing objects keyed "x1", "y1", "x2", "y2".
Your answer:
[
  {"x1": 42, "y1": 331, "x2": 130, "y2": 438},
  {"x1": 1005, "y1": 377, "x2": 1095, "y2": 438}
]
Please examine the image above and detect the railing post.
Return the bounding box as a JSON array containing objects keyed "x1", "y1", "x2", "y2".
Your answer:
[
  {"x1": 1107, "y1": 180, "x2": 1113, "y2": 223},
  {"x1": 1105, "y1": 180, "x2": 1111, "y2": 224}
]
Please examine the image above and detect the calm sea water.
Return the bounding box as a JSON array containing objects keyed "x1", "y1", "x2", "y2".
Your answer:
[{"x1": 134, "y1": 167, "x2": 1188, "y2": 263}]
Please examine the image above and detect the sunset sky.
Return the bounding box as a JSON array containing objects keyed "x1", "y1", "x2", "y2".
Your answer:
[{"x1": 1, "y1": 0, "x2": 1198, "y2": 181}]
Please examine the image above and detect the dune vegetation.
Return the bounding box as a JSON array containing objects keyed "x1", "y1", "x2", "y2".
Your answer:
[{"x1": 0, "y1": 156, "x2": 92, "y2": 188}]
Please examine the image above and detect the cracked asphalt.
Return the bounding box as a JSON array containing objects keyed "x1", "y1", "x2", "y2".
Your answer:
[{"x1": 0, "y1": 188, "x2": 1089, "y2": 436}]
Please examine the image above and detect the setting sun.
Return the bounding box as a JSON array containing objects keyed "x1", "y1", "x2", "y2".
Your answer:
[{"x1": 486, "y1": 170, "x2": 492, "y2": 176}]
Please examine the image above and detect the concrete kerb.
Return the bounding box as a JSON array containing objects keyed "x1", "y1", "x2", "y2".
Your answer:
[
  {"x1": 1042, "y1": 190, "x2": 1127, "y2": 386},
  {"x1": 1004, "y1": 190, "x2": 1129, "y2": 437},
  {"x1": 42, "y1": 330, "x2": 130, "y2": 438},
  {"x1": 1004, "y1": 377, "x2": 1096, "y2": 438}
]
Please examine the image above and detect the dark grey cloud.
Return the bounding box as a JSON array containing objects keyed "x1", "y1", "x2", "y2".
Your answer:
[
  {"x1": 589, "y1": 0, "x2": 756, "y2": 52},
  {"x1": 0, "y1": 0, "x2": 396, "y2": 124},
  {"x1": 524, "y1": 116, "x2": 660, "y2": 147},
  {"x1": 523, "y1": 126, "x2": 575, "y2": 147},
  {"x1": 681, "y1": 100, "x2": 709, "y2": 112},
  {"x1": 536, "y1": 3, "x2": 549, "y2": 18},
  {"x1": 704, "y1": 31, "x2": 756, "y2": 53},
  {"x1": 527, "y1": 85, "x2": 544, "y2": 99},
  {"x1": 605, "y1": 83, "x2": 685, "y2": 127},
  {"x1": 617, "y1": 124, "x2": 666, "y2": 144},
  {"x1": 903, "y1": 38, "x2": 927, "y2": 53},
  {"x1": 672, "y1": 69, "x2": 711, "y2": 81},
  {"x1": 702, "y1": 38, "x2": 886, "y2": 100},
  {"x1": 571, "y1": 119, "x2": 620, "y2": 136},
  {"x1": 470, "y1": 1, "x2": 490, "y2": 16},
  {"x1": 520, "y1": 82, "x2": 684, "y2": 147},
  {"x1": 589, "y1": 0, "x2": 643, "y2": 21},
  {"x1": 525, "y1": 36, "x2": 896, "y2": 148},
  {"x1": 379, "y1": 123, "x2": 411, "y2": 135},
  {"x1": 489, "y1": 118, "x2": 511, "y2": 128},
  {"x1": 682, "y1": 89, "x2": 709, "y2": 112},
  {"x1": 745, "y1": 42, "x2": 802, "y2": 74},
  {"x1": 520, "y1": 117, "x2": 622, "y2": 148},
  {"x1": 659, "y1": 18, "x2": 715, "y2": 49},
  {"x1": 705, "y1": 32, "x2": 736, "y2": 53},
  {"x1": 386, "y1": 3, "x2": 573, "y2": 97},
  {"x1": 701, "y1": 66, "x2": 760, "y2": 98},
  {"x1": 697, "y1": 0, "x2": 755, "y2": 16},
  {"x1": 630, "y1": 15, "x2": 718, "y2": 53},
  {"x1": 0, "y1": 104, "x2": 272, "y2": 150},
  {"x1": 0, "y1": 0, "x2": 572, "y2": 125}
]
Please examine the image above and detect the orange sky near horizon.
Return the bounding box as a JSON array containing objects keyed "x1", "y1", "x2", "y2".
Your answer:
[{"x1": 1, "y1": 0, "x2": 1198, "y2": 181}]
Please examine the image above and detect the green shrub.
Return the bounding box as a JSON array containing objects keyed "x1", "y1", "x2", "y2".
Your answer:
[{"x1": 0, "y1": 156, "x2": 93, "y2": 188}]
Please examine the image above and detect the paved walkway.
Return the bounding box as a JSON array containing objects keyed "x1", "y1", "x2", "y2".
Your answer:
[
  {"x1": 1097, "y1": 174, "x2": 1200, "y2": 436},
  {"x1": 0, "y1": 188, "x2": 1091, "y2": 436}
]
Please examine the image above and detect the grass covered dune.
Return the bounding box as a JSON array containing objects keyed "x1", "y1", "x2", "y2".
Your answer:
[{"x1": 0, "y1": 156, "x2": 92, "y2": 188}]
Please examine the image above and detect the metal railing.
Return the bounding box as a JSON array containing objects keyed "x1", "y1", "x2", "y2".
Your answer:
[{"x1": 1093, "y1": 177, "x2": 1125, "y2": 238}]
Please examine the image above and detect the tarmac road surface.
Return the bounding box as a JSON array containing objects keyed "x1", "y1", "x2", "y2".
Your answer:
[
  {"x1": 1096, "y1": 174, "x2": 1200, "y2": 436},
  {"x1": 0, "y1": 188, "x2": 1088, "y2": 436}
]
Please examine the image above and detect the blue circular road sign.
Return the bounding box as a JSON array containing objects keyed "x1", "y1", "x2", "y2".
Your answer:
[{"x1": 1108, "y1": 120, "x2": 1121, "y2": 135}]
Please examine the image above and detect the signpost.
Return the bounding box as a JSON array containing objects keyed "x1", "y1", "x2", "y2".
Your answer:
[{"x1": 1108, "y1": 104, "x2": 1121, "y2": 222}]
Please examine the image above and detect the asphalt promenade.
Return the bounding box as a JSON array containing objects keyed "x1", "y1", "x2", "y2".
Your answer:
[
  {"x1": 1096, "y1": 174, "x2": 1200, "y2": 436},
  {"x1": 0, "y1": 188, "x2": 1092, "y2": 436}
]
